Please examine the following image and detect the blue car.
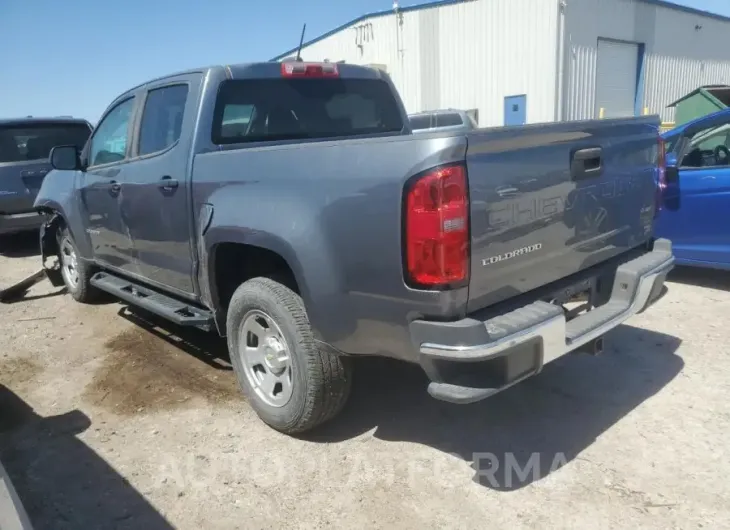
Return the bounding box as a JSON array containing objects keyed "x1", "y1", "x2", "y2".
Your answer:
[{"x1": 655, "y1": 107, "x2": 730, "y2": 270}]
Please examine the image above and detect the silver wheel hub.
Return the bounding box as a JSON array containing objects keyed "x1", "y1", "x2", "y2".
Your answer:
[
  {"x1": 237, "y1": 310, "x2": 293, "y2": 408},
  {"x1": 60, "y1": 239, "x2": 79, "y2": 288},
  {"x1": 262, "y1": 337, "x2": 287, "y2": 375}
]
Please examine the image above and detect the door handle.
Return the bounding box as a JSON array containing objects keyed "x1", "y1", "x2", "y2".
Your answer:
[
  {"x1": 495, "y1": 185, "x2": 519, "y2": 198},
  {"x1": 158, "y1": 176, "x2": 179, "y2": 191},
  {"x1": 570, "y1": 147, "x2": 603, "y2": 180},
  {"x1": 109, "y1": 180, "x2": 121, "y2": 195}
]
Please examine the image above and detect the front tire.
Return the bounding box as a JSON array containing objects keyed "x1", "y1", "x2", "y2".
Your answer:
[
  {"x1": 226, "y1": 277, "x2": 352, "y2": 434},
  {"x1": 58, "y1": 227, "x2": 98, "y2": 303}
]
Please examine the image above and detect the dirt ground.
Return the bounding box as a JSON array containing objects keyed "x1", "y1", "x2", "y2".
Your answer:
[{"x1": 1, "y1": 232, "x2": 729, "y2": 529}]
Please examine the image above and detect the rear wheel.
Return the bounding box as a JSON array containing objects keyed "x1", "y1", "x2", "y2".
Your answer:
[
  {"x1": 58, "y1": 227, "x2": 99, "y2": 303},
  {"x1": 226, "y1": 277, "x2": 352, "y2": 434}
]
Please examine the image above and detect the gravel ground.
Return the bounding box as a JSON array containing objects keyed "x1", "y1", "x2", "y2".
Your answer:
[{"x1": 1, "y1": 232, "x2": 729, "y2": 529}]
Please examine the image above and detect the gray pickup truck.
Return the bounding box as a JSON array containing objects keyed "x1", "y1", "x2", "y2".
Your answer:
[{"x1": 34, "y1": 60, "x2": 674, "y2": 434}]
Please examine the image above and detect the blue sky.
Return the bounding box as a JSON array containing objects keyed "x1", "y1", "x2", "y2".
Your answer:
[{"x1": 0, "y1": 0, "x2": 728, "y2": 123}]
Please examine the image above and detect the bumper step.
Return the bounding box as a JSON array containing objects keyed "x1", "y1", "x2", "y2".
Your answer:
[
  {"x1": 90, "y1": 272, "x2": 213, "y2": 328},
  {"x1": 411, "y1": 239, "x2": 675, "y2": 405},
  {"x1": 427, "y1": 382, "x2": 503, "y2": 405}
]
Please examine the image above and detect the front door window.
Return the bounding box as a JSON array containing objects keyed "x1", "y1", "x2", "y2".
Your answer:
[{"x1": 89, "y1": 98, "x2": 135, "y2": 167}]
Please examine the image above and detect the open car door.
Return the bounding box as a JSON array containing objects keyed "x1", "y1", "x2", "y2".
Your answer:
[{"x1": 657, "y1": 109, "x2": 730, "y2": 269}]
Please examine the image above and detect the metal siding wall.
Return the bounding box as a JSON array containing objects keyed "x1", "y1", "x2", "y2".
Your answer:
[
  {"x1": 565, "y1": 0, "x2": 730, "y2": 122},
  {"x1": 645, "y1": 7, "x2": 730, "y2": 122},
  {"x1": 285, "y1": 11, "x2": 422, "y2": 112},
  {"x1": 436, "y1": 0, "x2": 559, "y2": 126},
  {"x1": 289, "y1": 0, "x2": 558, "y2": 126},
  {"x1": 419, "y1": 8, "x2": 441, "y2": 111}
]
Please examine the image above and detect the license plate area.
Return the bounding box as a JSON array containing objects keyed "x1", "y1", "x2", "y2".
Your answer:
[{"x1": 545, "y1": 276, "x2": 598, "y2": 321}]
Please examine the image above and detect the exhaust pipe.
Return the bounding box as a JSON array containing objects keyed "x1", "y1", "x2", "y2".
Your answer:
[{"x1": 576, "y1": 336, "x2": 604, "y2": 356}]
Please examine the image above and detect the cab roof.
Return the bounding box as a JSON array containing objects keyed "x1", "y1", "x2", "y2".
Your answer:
[
  {"x1": 123, "y1": 61, "x2": 387, "y2": 95},
  {"x1": 0, "y1": 116, "x2": 90, "y2": 126}
]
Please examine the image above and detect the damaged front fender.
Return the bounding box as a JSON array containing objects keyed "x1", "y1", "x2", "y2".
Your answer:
[
  {"x1": 0, "y1": 214, "x2": 63, "y2": 303},
  {"x1": 40, "y1": 214, "x2": 64, "y2": 287},
  {"x1": 0, "y1": 215, "x2": 64, "y2": 303}
]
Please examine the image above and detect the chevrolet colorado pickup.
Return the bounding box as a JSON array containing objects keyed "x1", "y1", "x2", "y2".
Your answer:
[{"x1": 34, "y1": 60, "x2": 674, "y2": 434}]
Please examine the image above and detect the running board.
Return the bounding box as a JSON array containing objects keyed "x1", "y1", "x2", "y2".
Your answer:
[{"x1": 90, "y1": 272, "x2": 213, "y2": 328}]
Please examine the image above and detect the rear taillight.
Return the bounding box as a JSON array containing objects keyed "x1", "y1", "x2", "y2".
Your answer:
[
  {"x1": 655, "y1": 137, "x2": 667, "y2": 217},
  {"x1": 280, "y1": 61, "x2": 339, "y2": 78},
  {"x1": 404, "y1": 163, "x2": 469, "y2": 288}
]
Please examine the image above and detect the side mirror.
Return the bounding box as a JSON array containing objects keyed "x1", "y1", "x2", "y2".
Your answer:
[
  {"x1": 665, "y1": 152, "x2": 679, "y2": 184},
  {"x1": 50, "y1": 145, "x2": 81, "y2": 171},
  {"x1": 662, "y1": 153, "x2": 680, "y2": 211},
  {"x1": 665, "y1": 165, "x2": 679, "y2": 185}
]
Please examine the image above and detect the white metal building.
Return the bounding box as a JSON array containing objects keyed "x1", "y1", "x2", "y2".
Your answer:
[{"x1": 272, "y1": 0, "x2": 730, "y2": 126}]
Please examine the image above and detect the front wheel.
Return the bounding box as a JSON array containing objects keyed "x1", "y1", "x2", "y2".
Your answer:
[
  {"x1": 226, "y1": 277, "x2": 352, "y2": 434},
  {"x1": 58, "y1": 227, "x2": 99, "y2": 303}
]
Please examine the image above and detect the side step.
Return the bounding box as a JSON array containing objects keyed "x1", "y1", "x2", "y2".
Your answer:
[{"x1": 90, "y1": 272, "x2": 214, "y2": 328}]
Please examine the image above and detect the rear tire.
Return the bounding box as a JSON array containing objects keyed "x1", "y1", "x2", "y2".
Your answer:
[
  {"x1": 57, "y1": 227, "x2": 99, "y2": 303},
  {"x1": 226, "y1": 277, "x2": 352, "y2": 434}
]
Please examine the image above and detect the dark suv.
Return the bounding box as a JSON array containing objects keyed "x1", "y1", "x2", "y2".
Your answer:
[
  {"x1": 408, "y1": 109, "x2": 478, "y2": 133},
  {"x1": 0, "y1": 117, "x2": 92, "y2": 238}
]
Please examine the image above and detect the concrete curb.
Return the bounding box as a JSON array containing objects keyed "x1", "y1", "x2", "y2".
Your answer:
[{"x1": 0, "y1": 459, "x2": 33, "y2": 530}]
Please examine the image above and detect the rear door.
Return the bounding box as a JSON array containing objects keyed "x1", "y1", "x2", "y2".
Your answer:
[
  {"x1": 0, "y1": 120, "x2": 91, "y2": 214},
  {"x1": 656, "y1": 116, "x2": 730, "y2": 267},
  {"x1": 120, "y1": 76, "x2": 199, "y2": 296},
  {"x1": 465, "y1": 117, "x2": 659, "y2": 312}
]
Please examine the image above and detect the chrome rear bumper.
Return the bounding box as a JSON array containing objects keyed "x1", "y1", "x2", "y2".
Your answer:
[{"x1": 409, "y1": 239, "x2": 674, "y2": 404}]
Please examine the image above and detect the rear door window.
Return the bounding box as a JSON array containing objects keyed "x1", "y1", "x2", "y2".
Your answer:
[
  {"x1": 138, "y1": 84, "x2": 189, "y2": 156},
  {"x1": 409, "y1": 115, "x2": 431, "y2": 130},
  {"x1": 212, "y1": 78, "x2": 404, "y2": 144},
  {"x1": 0, "y1": 122, "x2": 91, "y2": 163},
  {"x1": 435, "y1": 113, "x2": 464, "y2": 127}
]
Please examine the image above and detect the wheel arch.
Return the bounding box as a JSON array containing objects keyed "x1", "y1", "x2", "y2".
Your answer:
[{"x1": 201, "y1": 230, "x2": 310, "y2": 336}]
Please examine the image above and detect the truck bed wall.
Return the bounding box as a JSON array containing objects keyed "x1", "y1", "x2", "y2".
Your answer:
[{"x1": 192, "y1": 132, "x2": 468, "y2": 361}]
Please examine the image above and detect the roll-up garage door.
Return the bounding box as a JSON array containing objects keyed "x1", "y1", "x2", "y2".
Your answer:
[{"x1": 595, "y1": 39, "x2": 639, "y2": 119}]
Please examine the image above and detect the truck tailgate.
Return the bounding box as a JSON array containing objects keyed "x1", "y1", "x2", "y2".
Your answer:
[{"x1": 466, "y1": 116, "x2": 659, "y2": 312}]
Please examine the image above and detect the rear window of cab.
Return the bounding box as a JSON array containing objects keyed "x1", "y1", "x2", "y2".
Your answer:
[{"x1": 212, "y1": 78, "x2": 404, "y2": 144}]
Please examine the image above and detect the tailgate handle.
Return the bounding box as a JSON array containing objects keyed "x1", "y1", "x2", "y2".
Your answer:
[{"x1": 571, "y1": 147, "x2": 603, "y2": 180}]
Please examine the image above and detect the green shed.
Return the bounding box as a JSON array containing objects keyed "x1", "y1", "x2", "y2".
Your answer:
[{"x1": 668, "y1": 85, "x2": 730, "y2": 126}]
